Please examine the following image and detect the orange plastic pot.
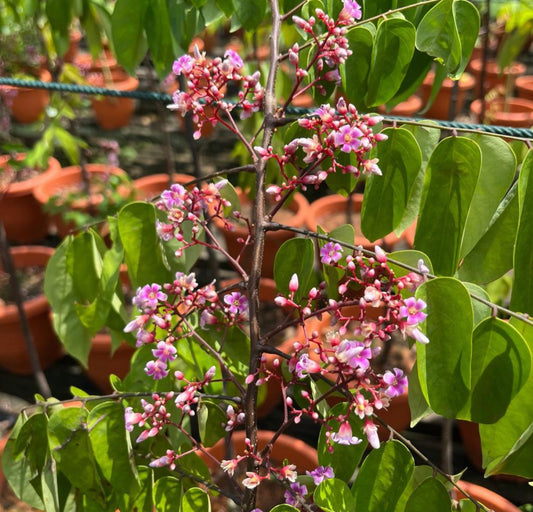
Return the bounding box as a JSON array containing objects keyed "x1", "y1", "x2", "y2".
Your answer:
[
  {"x1": 201, "y1": 430, "x2": 318, "y2": 473},
  {"x1": 87, "y1": 70, "x2": 139, "y2": 130},
  {"x1": 468, "y1": 59, "x2": 526, "y2": 97},
  {"x1": 212, "y1": 189, "x2": 310, "y2": 278},
  {"x1": 2, "y1": 68, "x2": 51, "y2": 124},
  {"x1": 454, "y1": 480, "x2": 521, "y2": 512},
  {"x1": 0, "y1": 245, "x2": 63, "y2": 374},
  {"x1": 516, "y1": 75, "x2": 533, "y2": 101},
  {"x1": 86, "y1": 334, "x2": 135, "y2": 393},
  {"x1": 379, "y1": 95, "x2": 422, "y2": 117},
  {"x1": 470, "y1": 97, "x2": 533, "y2": 127},
  {"x1": 306, "y1": 194, "x2": 408, "y2": 251},
  {"x1": 0, "y1": 154, "x2": 61, "y2": 242},
  {"x1": 133, "y1": 173, "x2": 193, "y2": 201},
  {"x1": 419, "y1": 71, "x2": 475, "y2": 120},
  {"x1": 33, "y1": 163, "x2": 128, "y2": 237}
]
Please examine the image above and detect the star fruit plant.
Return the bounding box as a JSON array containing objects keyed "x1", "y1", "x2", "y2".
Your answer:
[{"x1": 3, "y1": 0, "x2": 533, "y2": 511}]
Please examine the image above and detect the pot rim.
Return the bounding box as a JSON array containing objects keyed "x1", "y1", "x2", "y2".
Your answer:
[
  {"x1": 0, "y1": 154, "x2": 61, "y2": 197},
  {"x1": 0, "y1": 245, "x2": 54, "y2": 323}
]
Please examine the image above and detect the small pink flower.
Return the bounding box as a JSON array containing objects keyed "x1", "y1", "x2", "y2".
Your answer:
[
  {"x1": 152, "y1": 341, "x2": 177, "y2": 363},
  {"x1": 331, "y1": 421, "x2": 362, "y2": 445},
  {"x1": 342, "y1": 0, "x2": 362, "y2": 20},
  {"x1": 333, "y1": 124, "x2": 363, "y2": 153},
  {"x1": 145, "y1": 360, "x2": 168, "y2": 380},
  {"x1": 280, "y1": 464, "x2": 298, "y2": 482},
  {"x1": 289, "y1": 273, "x2": 299, "y2": 293},
  {"x1": 172, "y1": 54, "x2": 195, "y2": 75},
  {"x1": 383, "y1": 368, "x2": 408, "y2": 397},
  {"x1": 400, "y1": 297, "x2": 427, "y2": 325},
  {"x1": 224, "y1": 291, "x2": 249, "y2": 316},
  {"x1": 221, "y1": 459, "x2": 239, "y2": 477},
  {"x1": 306, "y1": 466, "x2": 334, "y2": 485},
  {"x1": 320, "y1": 242, "x2": 343, "y2": 265},
  {"x1": 295, "y1": 354, "x2": 322, "y2": 379},
  {"x1": 364, "y1": 420, "x2": 380, "y2": 449},
  {"x1": 242, "y1": 472, "x2": 261, "y2": 489}
]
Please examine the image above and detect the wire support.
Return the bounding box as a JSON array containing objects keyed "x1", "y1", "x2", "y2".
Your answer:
[{"x1": 1, "y1": 76, "x2": 532, "y2": 140}]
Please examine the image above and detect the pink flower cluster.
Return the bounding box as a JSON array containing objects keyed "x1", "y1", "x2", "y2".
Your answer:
[
  {"x1": 168, "y1": 46, "x2": 264, "y2": 138},
  {"x1": 262, "y1": 98, "x2": 387, "y2": 200},
  {"x1": 276, "y1": 245, "x2": 427, "y2": 450}
]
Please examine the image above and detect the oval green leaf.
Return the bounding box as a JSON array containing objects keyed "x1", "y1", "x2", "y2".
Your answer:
[{"x1": 314, "y1": 478, "x2": 355, "y2": 512}]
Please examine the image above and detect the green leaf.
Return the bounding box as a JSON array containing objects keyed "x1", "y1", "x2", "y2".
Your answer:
[
  {"x1": 452, "y1": 0, "x2": 480, "y2": 78},
  {"x1": 361, "y1": 128, "x2": 422, "y2": 240},
  {"x1": 317, "y1": 404, "x2": 367, "y2": 483},
  {"x1": 457, "y1": 318, "x2": 530, "y2": 424},
  {"x1": 461, "y1": 135, "x2": 516, "y2": 258},
  {"x1": 352, "y1": 440, "x2": 414, "y2": 512},
  {"x1": 111, "y1": 0, "x2": 148, "y2": 75},
  {"x1": 415, "y1": 0, "x2": 462, "y2": 75},
  {"x1": 388, "y1": 50, "x2": 433, "y2": 107},
  {"x1": 118, "y1": 202, "x2": 171, "y2": 289},
  {"x1": 415, "y1": 137, "x2": 481, "y2": 276},
  {"x1": 47, "y1": 408, "x2": 103, "y2": 498},
  {"x1": 2, "y1": 415, "x2": 45, "y2": 509},
  {"x1": 197, "y1": 400, "x2": 227, "y2": 447},
  {"x1": 274, "y1": 238, "x2": 315, "y2": 302},
  {"x1": 40, "y1": 456, "x2": 64, "y2": 512},
  {"x1": 510, "y1": 149, "x2": 533, "y2": 315},
  {"x1": 458, "y1": 182, "x2": 519, "y2": 284},
  {"x1": 463, "y1": 283, "x2": 491, "y2": 327},
  {"x1": 145, "y1": 0, "x2": 176, "y2": 78},
  {"x1": 314, "y1": 478, "x2": 355, "y2": 512},
  {"x1": 341, "y1": 26, "x2": 374, "y2": 111},
  {"x1": 416, "y1": 278, "x2": 472, "y2": 418},
  {"x1": 88, "y1": 402, "x2": 140, "y2": 493},
  {"x1": 233, "y1": 0, "x2": 267, "y2": 30},
  {"x1": 153, "y1": 476, "x2": 182, "y2": 512},
  {"x1": 404, "y1": 477, "x2": 452, "y2": 512},
  {"x1": 270, "y1": 506, "x2": 300, "y2": 512},
  {"x1": 480, "y1": 317, "x2": 533, "y2": 478},
  {"x1": 45, "y1": 237, "x2": 92, "y2": 366},
  {"x1": 215, "y1": 0, "x2": 234, "y2": 17},
  {"x1": 46, "y1": 0, "x2": 72, "y2": 57},
  {"x1": 388, "y1": 249, "x2": 433, "y2": 278},
  {"x1": 365, "y1": 18, "x2": 416, "y2": 106},
  {"x1": 395, "y1": 123, "x2": 440, "y2": 236},
  {"x1": 181, "y1": 487, "x2": 211, "y2": 512},
  {"x1": 362, "y1": 0, "x2": 394, "y2": 20},
  {"x1": 408, "y1": 363, "x2": 432, "y2": 427}
]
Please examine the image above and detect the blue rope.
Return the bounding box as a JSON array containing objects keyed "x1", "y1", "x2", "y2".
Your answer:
[{"x1": 1, "y1": 76, "x2": 532, "y2": 139}]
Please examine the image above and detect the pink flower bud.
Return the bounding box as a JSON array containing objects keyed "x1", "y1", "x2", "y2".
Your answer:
[
  {"x1": 374, "y1": 245, "x2": 387, "y2": 263},
  {"x1": 289, "y1": 273, "x2": 299, "y2": 292}
]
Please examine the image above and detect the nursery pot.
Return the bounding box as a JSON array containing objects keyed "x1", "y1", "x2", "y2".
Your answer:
[
  {"x1": 33, "y1": 163, "x2": 129, "y2": 237},
  {"x1": 212, "y1": 189, "x2": 310, "y2": 278},
  {"x1": 74, "y1": 52, "x2": 119, "y2": 74},
  {"x1": 419, "y1": 71, "x2": 475, "y2": 120},
  {"x1": 133, "y1": 173, "x2": 193, "y2": 201},
  {"x1": 306, "y1": 194, "x2": 409, "y2": 251},
  {"x1": 0, "y1": 154, "x2": 61, "y2": 243},
  {"x1": 2, "y1": 68, "x2": 51, "y2": 124},
  {"x1": 378, "y1": 95, "x2": 423, "y2": 117},
  {"x1": 470, "y1": 97, "x2": 533, "y2": 127},
  {"x1": 0, "y1": 245, "x2": 63, "y2": 374},
  {"x1": 87, "y1": 69, "x2": 139, "y2": 131},
  {"x1": 468, "y1": 59, "x2": 526, "y2": 97},
  {"x1": 87, "y1": 334, "x2": 135, "y2": 394},
  {"x1": 516, "y1": 75, "x2": 533, "y2": 101},
  {"x1": 454, "y1": 480, "x2": 521, "y2": 512}
]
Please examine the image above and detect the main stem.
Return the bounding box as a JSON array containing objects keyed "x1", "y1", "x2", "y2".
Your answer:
[{"x1": 242, "y1": 1, "x2": 281, "y2": 510}]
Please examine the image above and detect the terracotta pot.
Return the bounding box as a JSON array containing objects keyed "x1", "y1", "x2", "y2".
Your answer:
[
  {"x1": 2, "y1": 68, "x2": 51, "y2": 124},
  {"x1": 212, "y1": 189, "x2": 310, "y2": 278},
  {"x1": 87, "y1": 69, "x2": 139, "y2": 130},
  {"x1": 33, "y1": 163, "x2": 129, "y2": 237},
  {"x1": 419, "y1": 71, "x2": 475, "y2": 120},
  {"x1": 220, "y1": 278, "x2": 298, "y2": 417},
  {"x1": 379, "y1": 95, "x2": 422, "y2": 117},
  {"x1": 468, "y1": 59, "x2": 526, "y2": 97},
  {"x1": 454, "y1": 480, "x2": 521, "y2": 512},
  {"x1": 306, "y1": 194, "x2": 407, "y2": 251},
  {"x1": 0, "y1": 154, "x2": 61, "y2": 242},
  {"x1": 0, "y1": 245, "x2": 63, "y2": 374},
  {"x1": 133, "y1": 173, "x2": 193, "y2": 201},
  {"x1": 63, "y1": 31, "x2": 82, "y2": 63},
  {"x1": 201, "y1": 430, "x2": 318, "y2": 473},
  {"x1": 470, "y1": 97, "x2": 533, "y2": 127},
  {"x1": 86, "y1": 333, "x2": 135, "y2": 393},
  {"x1": 73, "y1": 51, "x2": 119, "y2": 74},
  {"x1": 516, "y1": 75, "x2": 533, "y2": 101}
]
